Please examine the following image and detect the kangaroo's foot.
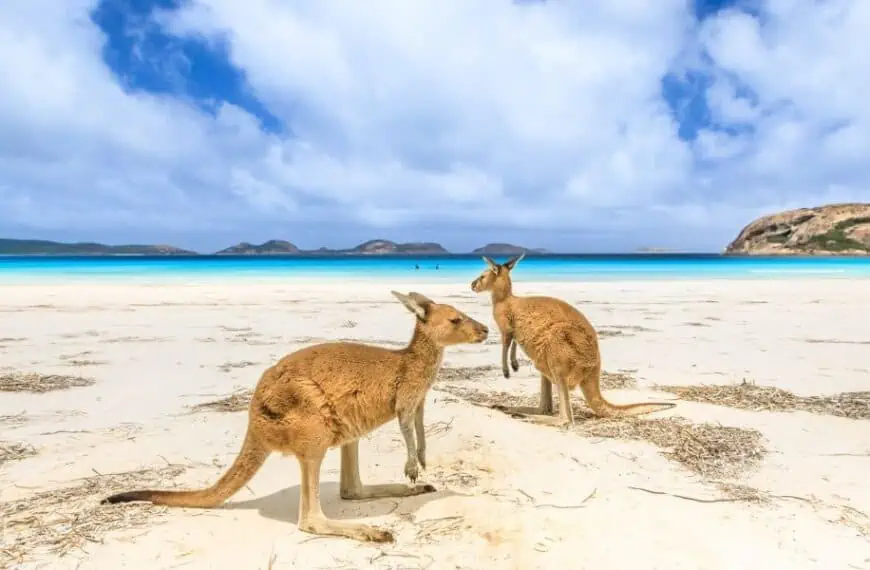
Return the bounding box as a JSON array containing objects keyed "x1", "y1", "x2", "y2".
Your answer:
[
  {"x1": 299, "y1": 514, "x2": 394, "y2": 543},
  {"x1": 341, "y1": 482, "x2": 436, "y2": 501}
]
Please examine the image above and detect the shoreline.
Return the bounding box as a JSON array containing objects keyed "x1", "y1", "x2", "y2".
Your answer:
[{"x1": 1, "y1": 272, "x2": 869, "y2": 287}]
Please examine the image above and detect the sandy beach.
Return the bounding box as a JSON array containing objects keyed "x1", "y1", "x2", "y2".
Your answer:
[{"x1": 2, "y1": 277, "x2": 870, "y2": 569}]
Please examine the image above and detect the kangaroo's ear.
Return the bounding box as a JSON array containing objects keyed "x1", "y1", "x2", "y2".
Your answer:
[
  {"x1": 407, "y1": 291, "x2": 434, "y2": 307},
  {"x1": 482, "y1": 256, "x2": 498, "y2": 271},
  {"x1": 391, "y1": 290, "x2": 428, "y2": 320},
  {"x1": 503, "y1": 252, "x2": 525, "y2": 271}
]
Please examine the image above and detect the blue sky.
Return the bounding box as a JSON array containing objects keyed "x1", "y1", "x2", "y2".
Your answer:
[{"x1": 1, "y1": 0, "x2": 867, "y2": 253}]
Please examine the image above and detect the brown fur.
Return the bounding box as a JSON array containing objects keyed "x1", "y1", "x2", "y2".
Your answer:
[
  {"x1": 102, "y1": 291, "x2": 488, "y2": 543},
  {"x1": 471, "y1": 255, "x2": 674, "y2": 425}
]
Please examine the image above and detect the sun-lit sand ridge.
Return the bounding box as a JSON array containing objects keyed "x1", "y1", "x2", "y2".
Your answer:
[{"x1": 1, "y1": 278, "x2": 870, "y2": 569}]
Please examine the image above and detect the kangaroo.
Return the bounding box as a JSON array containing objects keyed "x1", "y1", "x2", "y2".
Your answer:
[
  {"x1": 102, "y1": 291, "x2": 489, "y2": 543},
  {"x1": 471, "y1": 254, "x2": 674, "y2": 425}
]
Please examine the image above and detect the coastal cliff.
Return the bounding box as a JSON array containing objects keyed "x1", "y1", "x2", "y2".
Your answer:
[{"x1": 725, "y1": 203, "x2": 870, "y2": 255}]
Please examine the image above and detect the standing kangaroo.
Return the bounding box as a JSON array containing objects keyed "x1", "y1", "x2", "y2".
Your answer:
[
  {"x1": 471, "y1": 254, "x2": 674, "y2": 425},
  {"x1": 102, "y1": 291, "x2": 489, "y2": 543}
]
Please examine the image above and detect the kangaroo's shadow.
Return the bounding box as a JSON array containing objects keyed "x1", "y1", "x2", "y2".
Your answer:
[{"x1": 226, "y1": 481, "x2": 463, "y2": 524}]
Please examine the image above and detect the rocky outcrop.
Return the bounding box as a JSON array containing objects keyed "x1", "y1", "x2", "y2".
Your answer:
[
  {"x1": 472, "y1": 243, "x2": 549, "y2": 255},
  {"x1": 725, "y1": 203, "x2": 870, "y2": 255},
  {"x1": 215, "y1": 240, "x2": 300, "y2": 255},
  {"x1": 0, "y1": 238, "x2": 196, "y2": 255}
]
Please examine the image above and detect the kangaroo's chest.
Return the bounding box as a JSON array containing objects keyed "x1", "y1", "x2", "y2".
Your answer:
[{"x1": 426, "y1": 353, "x2": 444, "y2": 388}]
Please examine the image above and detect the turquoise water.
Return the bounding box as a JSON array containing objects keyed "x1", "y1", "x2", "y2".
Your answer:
[{"x1": 1, "y1": 254, "x2": 869, "y2": 282}]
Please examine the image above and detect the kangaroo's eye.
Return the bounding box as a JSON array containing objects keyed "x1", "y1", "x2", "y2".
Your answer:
[{"x1": 450, "y1": 317, "x2": 462, "y2": 325}]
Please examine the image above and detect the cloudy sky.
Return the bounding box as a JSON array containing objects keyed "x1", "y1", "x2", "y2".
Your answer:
[{"x1": 1, "y1": 0, "x2": 867, "y2": 253}]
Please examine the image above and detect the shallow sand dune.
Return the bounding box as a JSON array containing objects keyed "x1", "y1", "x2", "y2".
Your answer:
[{"x1": 1, "y1": 279, "x2": 869, "y2": 569}]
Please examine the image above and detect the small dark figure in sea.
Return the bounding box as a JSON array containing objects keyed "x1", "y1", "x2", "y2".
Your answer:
[
  {"x1": 435, "y1": 264, "x2": 440, "y2": 270},
  {"x1": 415, "y1": 264, "x2": 420, "y2": 270}
]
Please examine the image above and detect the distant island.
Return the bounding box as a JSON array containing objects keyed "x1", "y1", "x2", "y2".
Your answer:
[
  {"x1": 216, "y1": 240, "x2": 300, "y2": 255},
  {"x1": 216, "y1": 239, "x2": 448, "y2": 255},
  {"x1": 725, "y1": 203, "x2": 870, "y2": 256},
  {"x1": 472, "y1": 243, "x2": 549, "y2": 255},
  {"x1": 0, "y1": 239, "x2": 195, "y2": 256},
  {"x1": 0, "y1": 238, "x2": 455, "y2": 256}
]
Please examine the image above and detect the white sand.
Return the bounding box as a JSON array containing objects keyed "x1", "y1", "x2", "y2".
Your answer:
[{"x1": 1, "y1": 278, "x2": 869, "y2": 569}]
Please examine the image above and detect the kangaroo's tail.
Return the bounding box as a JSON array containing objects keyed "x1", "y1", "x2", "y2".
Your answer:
[
  {"x1": 579, "y1": 378, "x2": 676, "y2": 418},
  {"x1": 102, "y1": 431, "x2": 268, "y2": 508}
]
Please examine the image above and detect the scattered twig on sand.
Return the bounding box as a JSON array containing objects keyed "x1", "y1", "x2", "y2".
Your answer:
[
  {"x1": 0, "y1": 465, "x2": 188, "y2": 567},
  {"x1": 657, "y1": 379, "x2": 870, "y2": 420},
  {"x1": 442, "y1": 386, "x2": 766, "y2": 480},
  {"x1": 99, "y1": 336, "x2": 170, "y2": 344},
  {"x1": 598, "y1": 325, "x2": 657, "y2": 338},
  {"x1": 188, "y1": 388, "x2": 252, "y2": 414},
  {"x1": 436, "y1": 365, "x2": 498, "y2": 383},
  {"x1": 0, "y1": 441, "x2": 37, "y2": 465},
  {"x1": 0, "y1": 372, "x2": 95, "y2": 393},
  {"x1": 65, "y1": 359, "x2": 108, "y2": 367},
  {"x1": 628, "y1": 482, "x2": 816, "y2": 507},
  {"x1": 217, "y1": 360, "x2": 259, "y2": 373},
  {"x1": 0, "y1": 412, "x2": 28, "y2": 428},
  {"x1": 425, "y1": 418, "x2": 454, "y2": 437},
  {"x1": 415, "y1": 516, "x2": 467, "y2": 543},
  {"x1": 628, "y1": 485, "x2": 759, "y2": 504},
  {"x1": 535, "y1": 487, "x2": 598, "y2": 510}
]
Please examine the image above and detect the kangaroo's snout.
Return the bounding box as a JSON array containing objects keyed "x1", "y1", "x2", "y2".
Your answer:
[{"x1": 474, "y1": 322, "x2": 489, "y2": 342}]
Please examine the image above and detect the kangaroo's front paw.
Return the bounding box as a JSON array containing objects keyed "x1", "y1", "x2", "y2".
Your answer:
[
  {"x1": 417, "y1": 447, "x2": 426, "y2": 470},
  {"x1": 510, "y1": 358, "x2": 519, "y2": 372},
  {"x1": 404, "y1": 459, "x2": 420, "y2": 483},
  {"x1": 502, "y1": 366, "x2": 510, "y2": 379}
]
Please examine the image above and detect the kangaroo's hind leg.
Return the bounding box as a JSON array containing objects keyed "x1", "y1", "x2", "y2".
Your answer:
[
  {"x1": 555, "y1": 379, "x2": 574, "y2": 427},
  {"x1": 297, "y1": 449, "x2": 394, "y2": 543},
  {"x1": 539, "y1": 375, "x2": 554, "y2": 415},
  {"x1": 338, "y1": 440, "x2": 435, "y2": 501}
]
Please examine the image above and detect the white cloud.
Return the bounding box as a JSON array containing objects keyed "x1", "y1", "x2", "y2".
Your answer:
[{"x1": 0, "y1": 0, "x2": 868, "y2": 251}]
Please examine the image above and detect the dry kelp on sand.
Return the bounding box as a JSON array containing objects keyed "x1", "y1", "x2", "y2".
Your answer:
[
  {"x1": 0, "y1": 372, "x2": 95, "y2": 393},
  {"x1": 188, "y1": 388, "x2": 253, "y2": 413},
  {"x1": 657, "y1": 380, "x2": 870, "y2": 420},
  {"x1": 442, "y1": 386, "x2": 766, "y2": 480},
  {"x1": 0, "y1": 465, "x2": 187, "y2": 567},
  {"x1": 0, "y1": 441, "x2": 37, "y2": 465}
]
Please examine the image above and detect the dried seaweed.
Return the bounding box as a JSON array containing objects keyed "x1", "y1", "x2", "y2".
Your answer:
[
  {"x1": 0, "y1": 465, "x2": 187, "y2": 567},
  {"x1": 0, "y1": 372, "x2": 95, "y2": 393},
  {"x1": 188, "y1": 388, "x2": 252, "y2": 414},
  {"x1": 658, "y1": 380, "x2": 870, "y2": 420},
  {"x1": 443, "y1": 386, "x2": 766, "y2": 480}
]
